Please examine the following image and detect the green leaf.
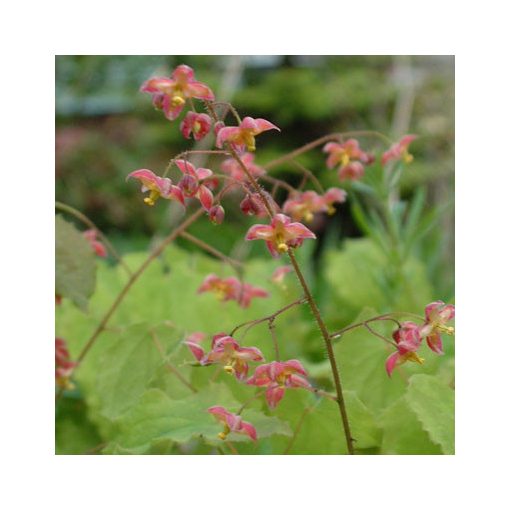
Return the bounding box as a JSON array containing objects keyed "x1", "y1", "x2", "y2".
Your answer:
[
  {"x1": 108, "y1": 383, "x2": 290, "y2": 454},
  {"x1": 55, "y1": 215, "x2": 97, "y2": 311},
  {"x1": 405, "y1": 374, "x2": 454, "y2": 454},
  {"x1": 95, "y1": 323, "x2": 184, "y2": 419},
  {"x1": 332, "y1": 309, "x2": 408, "y2": 413},
  {"x1": 380, "y1": 396, "x2": 442, "y2": 454}
]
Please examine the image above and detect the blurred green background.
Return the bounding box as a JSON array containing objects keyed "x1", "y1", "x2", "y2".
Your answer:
[{"x1": 55, "y1": 55, "x2": 454, "y2": 298}]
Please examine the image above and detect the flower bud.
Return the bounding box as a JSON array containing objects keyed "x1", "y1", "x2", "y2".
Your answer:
[
  {"x1": 179, "y1": 174, "x2": 199, "y2": 197},
  {"x1": 209, "y1": 205, "x2": 225, "y2": 225}
]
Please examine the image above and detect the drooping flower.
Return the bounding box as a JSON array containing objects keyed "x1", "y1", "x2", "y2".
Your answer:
[
  {"x1": 271, "y1": 265, "x2": 293, "y2": 284},
  {"x1": 180, "y1": 112, "x2": 212, "y2": 141},
  {"x1": 187, "y1": 333, "x2": 264, "y2": 380},
  {"x1": 208, "y1": 406, "x2": 257, "y2": 441},
  {"x1": 220, "y1": 153, "x2": 266, "y2": 182},
  {"x1": 381, "y1": 134, "x2": 417, "y2": 165},
  {"x1": 245, "y1": 213, "x2": 316, "y2": 257},
  {"x1": 323, "y1": 139, "x2": 373, "y2": 182},
  {"x1": 208, "y1": 204, "x2": 225, "y2": 225},
  {"x1": 83, "y1": 230, "x2": 107, "y2": 258},
  {"x1": 420, "y1": 301, "x2": 455, "y2": 354},
  {"x1": 127, "y1": 169, "x2": 185, "y2": 206},
  {"x1": 55, "y1": 337, "x2": 77, "y2": 390},
  {"x1": 140, "y1": 64, "x2": 215, "y2": 121},
  {"x1": 216, "y1": 116, "x2": 280, "y2": 153},
  {"x1": 246, "y1": 360, "x2": 311, "y2": 408},
  {"x1": 197, "y1": 274, "x2": 269, "y2": 308},
  {"x1": 175, "y1": 160, "x2": 215, "y2": 211},
  {"x1": 282, "y1": 187, "x2": 347, "y2": 223},
  {"x1": 240, "y1": 191, "x2": 279, "y2": 218},
  {"x1": 385, "y1": 322, "x2": 424, "y2": 377}
]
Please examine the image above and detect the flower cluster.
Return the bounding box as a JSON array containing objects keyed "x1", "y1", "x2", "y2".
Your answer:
[
  {"x1": 323, "y1": 139, "x2": 374, "y2": 182},
  {"x1": 197, "y1": 274, "x2": 269, "y2": 308},
  {"x1": 385, "y1": 301, "x2": 455, "y2": 376},
  {"x1": 55, "y1": 337, "x2": 77, "y2": 389},
  {"x1": 283, "y1": 188, "x2": 347, "y2": 223}
]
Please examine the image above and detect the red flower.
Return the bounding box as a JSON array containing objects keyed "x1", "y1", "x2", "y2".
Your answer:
[
  {"x1": 420, "y1": 301, "x2": 455, "y2": 354},
  {"x1": 283, "y1": 187, "x2": 347, "y2": 222},
  {"x1": 197, "y1": 274, "x2": 269, "y2": 308},
  {"x1": 83, "y1": 230, "x2": 107, "y2": 258},
  {"x1": 55, "y1": 337, "x2": 77, "y2": 389},
  {"x1": 220, "y1": 153, "x2": 266, "y2": 182},
  {"x1": 175, "y1": 160, "x2": 215, "y2": 211},
  {"x1": 323, "y1": 139, "x2": 373, "y2": 182},
  {"x1": 127, "y1": 169, "x2": 185, "y2": 207},
  {"x1": 216, "y1": 116, "x2": 280, "y2": 153},
  {"x1": 140, "y1": 64, "x2": 214, "y2": 121},
  {"x1": 385, "y1": 322, "x2": 424, "y2": 377},
  {"x1": 245, "y1": 214, "x2": 316, "y2": 257},
  {"x1": 246, "y1": 360, "x2": 311, "y2": 408},
  {"x1": 208, "y1": 406, "x2": 257, "y2": 441},
  {"x1": 382, "y1": 134, "x2": 417, "y2": 165},
  {"x1": 180, "y1": 112, "x2": 212, "y2": 141},
  {"x1": 187, "y1": 333, "x2": 264, "y2": 381}
]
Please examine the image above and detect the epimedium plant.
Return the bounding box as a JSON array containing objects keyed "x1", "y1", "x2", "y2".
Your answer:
[{"x1": 55, "y1": 64, "x2": 455, "y2": 455}]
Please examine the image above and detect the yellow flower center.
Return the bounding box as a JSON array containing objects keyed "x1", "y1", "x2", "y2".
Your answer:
[
  {"x1": 340, "y1": 153, "x2": 350, "y2": 167},
  {"x1": 218, "y1": 425, "x2": 230, "y2": 440},
  {"x1": 143, "y1": 189, "x2": 160, "y2": 206},
  {"x1": 171, "y1": 92, "x2": 185, "y2": 107},
  {"x1": 437, "y1": 324, "x2": 455, "y2": 335},
  {"x1": 193, "y1": 121, "x2": 202, "y2": 134},
  {"x1": 244, "y1": 132, "x2": 257, "y2": 152},
  {"x1": 304, "y1": 211, "x2": 314, "y2": 223},
  {"x1": 403, "y1": 352, "x2": 425, "y2": 365},
  {"x1": 224, "y1": 364, "x2": 235, "y2": 375},
  {"x1": 402, "y1": 151, "x2": 413, "y2": 164}
]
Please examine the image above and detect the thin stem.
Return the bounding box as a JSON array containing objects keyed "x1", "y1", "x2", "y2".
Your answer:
[
  {"x1": 151, "y1": 331, "x2": 197, "y2": 393},
  {"x1": 55, "y1": 201, "x2": 132, "y2": 276},
  {"x1": 211, "y1": 101, "x2": 242, "y2": 124},
  {"x1": 264, "y1": 130, "x2": 392, "y2": 171},
  {"x1": 287, "y1": 249, "x2": 355, "y2": 454},
  {"x1": 162, "y1": 150, "x2": 229, "y2": 177},
  {"x1": 283, "y1": 402, "x2": 319, "y2": 454},
  {"x1": 236, "y1": 389, "x2": 267, "y2": 415},
  {"x1": 225, "y1": 441, "x2": 239, "y2": 454},
  {"x1": 179, "y1": 231, "x2": 244, "y2": 269},
  {"x1": 291, "y1": 161, "x2": 325, "y2": 194},
  {"x1": 260, "y1": 174, "x2": 296, "y2": 194},
  {"x1": 229, "y1": 297, "x2": 306, "y2": 336},
  {"x1": 56, "y1": 208, "x2": 205, "y2": 402},
  {"x1": 268, "y1": 319, "x2": 280, "y2": 361},
  {"x1": 363, "y1": 323, "x2": 396, "y2": 347}
]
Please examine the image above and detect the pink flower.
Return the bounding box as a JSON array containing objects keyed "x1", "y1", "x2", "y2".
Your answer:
[
  {"x1": 385, "y1": 322, "x2": 424, "y2": 377},
  {"x1": 197, "y1": 274, "x2": 269, "y2": 308},
  {"x1": 282, "y1": 187, "x2": 347, "y2": 223},
  {"x1": 238, "y1": 282, "x2": 270, "y2": 308},
  {"x1": 271, "y1": 265, "x2": 293, "y2": 284},
  {"x1": 208, "y1": 204, "x2": 225, "y2": 225},
  {"x1": 127, "y1": 169, "x2": 185, "y2": 207},
  {"x1": 208, "y1": 406, "x2": 257, "y2": 441},
  {"x1": 382, "y1": 134, "x2": 417, "y2": 165},
  {"x1": 323, "y1": 139, "x2": 373, "y2": 182},
  {"x1": 175, "y1": 160, "x2": 215, "y2": 211},
  {"x1": 55, "y1": 337, "x2": 77, "y2": 389},
  {"x1": 216, "y1": 116, "x2": 280, "y2": 153},
  {"x1": 246, "y1": 360, "x2": 311, "y2": 408},
  {"x1": 220, "y1": 153, "x2": 266, "y2": 182},
  {"x1": 180, "y1": 112, "x2": 212, "y2": 141},
  {"x1": 420, "y1": 301, "x2": 455, "y2": 355},
  {"x1": 140, "y1": 64, "x2": 215, "y2": 121},
  {"x1": 187, "y1": 333, "x2": 264, "y2": 380},
  {"x1": 184, "y1": 332, "x2": 207, "y2": 362},
  {"x1": 83, "y1": 230, "x2": 107, "y2": 258},
  {"x1": 245, "y1": 213, "x2": 316, "y2": 257},
  {"x1": 338, "y1": 161, "x2": 365, "y2": 181},
  {"x1": 240, "y1": 192, "x2": 279, "y2": 218}
]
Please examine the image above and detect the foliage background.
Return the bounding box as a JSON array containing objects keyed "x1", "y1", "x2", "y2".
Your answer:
[{"x1": 55, "y1": 55, "x2": 454, "y2": 455}]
